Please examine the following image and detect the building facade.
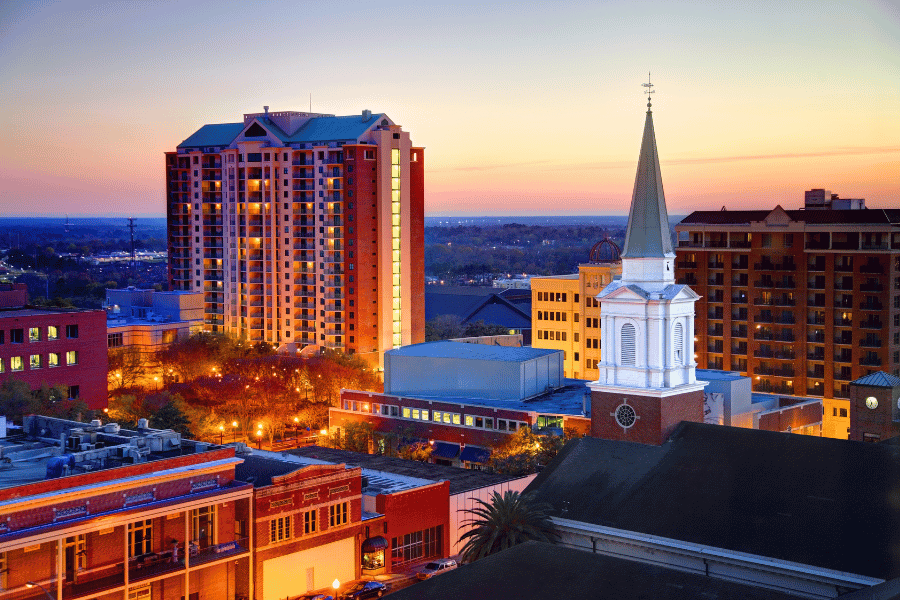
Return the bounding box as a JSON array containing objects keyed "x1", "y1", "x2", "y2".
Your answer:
[
  {"x1": 674, "y1": 198, "x2": 900, "y2": 438},
  {"x1": 0, "y1": 416, "x2": 253, "y2": 600},
  {"x1": 0, "y1": 304, "x2": 107, "y2": 410},
  {"x1": 531, "y1": 240, "x2": 622, "y2": 379},
  {"x1": 167, "y1": 108, "x2": 425, "y2": 367},
  {"x1": 106, "y1": 288, "x2": 204, "y2": 356}
]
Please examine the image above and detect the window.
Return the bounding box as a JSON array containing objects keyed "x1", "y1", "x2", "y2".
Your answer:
[
  {"x1": 29, "y1": 327, "x2": 40, "y2": 341},
  {"x1": 10, "y1": 329, "x2": 23, "y2": 343},
  {"x1": 128, "y1": 585, "x2": 150, "y2": 600},
  {"x1": 0, "y1": 551, "x2": 6, "y2": 590},
  {"x1": 68, "y1": 385, "x2": 79, "y2": 398},
  {"x1": 304, "y1": 509, "x2": 317, "y2": 534},
  {"x1": 47, "y1": 325, "x2": 58, "y2": 340},
  {"x1": 0, "y1": 359, "x2": 4, "y2": 373},
  {"x1": 192, "y1": 505, "x2": 216, "y2": 548},
  {"x1": 839, "y1": 408, "x2": 848, "y2": 418},
  {"x1": 108, "y1": 332, "x2": 123, "y2": 348},
  {"x1": 128, "y1": 520, "x2": 153, "y2": 557},
  {"x1": 621, "y1": 323, "x2": 636, "y2": 366},
  {"x1": 66, "y1": 324, "x2": 79, "y2": 339},
  {"x1": 390, "y1": 526, "x2": 442, "y2": 566},
  {"x1": 270, "y1": 516, "x2": 292, "y2": 543},
  {"x1": 329, "y1": 502, "x2": 349, "y2": 527},
  {"x1": 66, "y1": 350, "x2": 78, "y2": 365},
  {"x1": 48, "y1": 352, "x2": 59, "y2": 367},
  {"x1": 674, "y1": 322, "x2": 684, "y2": 365},
  {"x1": 30, "y1": 354, "x2": 41, "y2": 369},
  {"x1": 10, "y1": 356, "x2": 23, "y2": 371}
]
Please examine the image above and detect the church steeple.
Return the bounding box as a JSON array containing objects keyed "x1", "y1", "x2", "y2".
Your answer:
[{"x1": 621, "y1": 78, "x2": 673, "y2": 260}]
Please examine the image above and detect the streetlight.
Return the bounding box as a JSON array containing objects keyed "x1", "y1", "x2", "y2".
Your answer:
[
  {"x1": 332, "y1": 579, "x2": 340, "y2": 599},
  {"x1": 255, "y1": 429, "x2": 262, "y2": 450},
  {"x1": 26, "y1": 582, "x2": 55, "y2": 600},
  {"x1": 218, "y1": 424, "x2": 224, "y2": 445},
  {"x1": 293, "y1": 417, "x2": 300, "y2": 442},
  {"x1": 232, "y1": 421, "x2": 238, "y2": 443}
]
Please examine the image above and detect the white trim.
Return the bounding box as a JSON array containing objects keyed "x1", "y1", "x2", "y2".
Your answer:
[
  {"x1": 552, "y1": 517, "x2": 882, "y2": 599},
  {"x1": 587, "y1": 381, "x2": 707, "y2": 398}
]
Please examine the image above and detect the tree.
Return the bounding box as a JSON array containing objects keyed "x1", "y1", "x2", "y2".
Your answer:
[
  {"x1": 0, "y1": 380, "x2": 39, "y2": 420},
  {"x1": 150, "y1": 393, "x2": 193, "y2": 437},
  {"x1": 487, "y1": 427, "x2": 576, "y2": 476},
  {"x1": 425, "y1": 314, "x2": 466, "y2": 341},
  {"x1": 458, "y1": 490, "x2": 558, "y2": 563},
  {"x1": 108, "y1": 346, "x2": 146, "y2": 390},
  {"x1": 323, "y1": 421, "x2": 374, "y2": 453}
]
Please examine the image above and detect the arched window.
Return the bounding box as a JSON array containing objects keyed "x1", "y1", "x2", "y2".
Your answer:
[
  {"x1": 674, "y1": 322, "x2": 684, "y2": 365},
  {"x1": 621, "y1": 323, "x2": 636, "y2": 366}
]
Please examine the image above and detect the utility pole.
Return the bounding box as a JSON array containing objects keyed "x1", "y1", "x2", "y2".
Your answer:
[{"x1": 128, "y1": 217, "x2": 136, "y2": 279}]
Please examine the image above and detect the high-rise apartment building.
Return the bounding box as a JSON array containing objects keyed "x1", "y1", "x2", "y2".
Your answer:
[
  {"x1": 675, "y1": 196, "x2": 900, "y2": 438},
  {"x1": 166, "y1": 108, "x2": 424, "y2": 366},
  {"x1": 530, "y1": 240, "x2": 621, "y2": 379}
]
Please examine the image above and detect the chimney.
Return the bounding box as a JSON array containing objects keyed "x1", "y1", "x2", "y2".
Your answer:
[
  {"x1": 264, "y1": 106, "x2": 269, "y2": 116},
  {"x1": 362, "y1": 109, "x2": 372, "y2": 122}
]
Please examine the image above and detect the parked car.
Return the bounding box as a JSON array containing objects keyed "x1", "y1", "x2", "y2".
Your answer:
[
  {"x1": 338, "y1": 581, "x2": 388, "y2": 599},
  {"x1": 296, "y1": 595, "x2": 333, "y2": 600},
  {"x1": 416, "y1": 558, "x2": 458, "y2": 580}
]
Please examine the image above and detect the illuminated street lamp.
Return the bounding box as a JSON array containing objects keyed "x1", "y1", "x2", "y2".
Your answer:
[
  {"x1": 332, "y1": 579, "x2": 340, "y2": 599},
  {"x1": 26, "y1": 582, "x2": 54, "y2": 600},
  {"x1": 218, "y1": 424, "x2": 224, "y2": 445},
  {"x1": 256, "y1": 429, "x2": 262, "y2": 450},
  {"x1": 232, "y1": 421, "x2": 238, "y2": 443}
]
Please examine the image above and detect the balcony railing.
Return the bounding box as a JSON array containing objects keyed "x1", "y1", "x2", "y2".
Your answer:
[{"x1": 190, "y1": 537, "x2": 250, "y2": 566}]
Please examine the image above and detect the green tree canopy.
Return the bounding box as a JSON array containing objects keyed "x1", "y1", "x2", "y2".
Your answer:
[{"x1": 459, "y1": 490, "x2": 558, "y2": 563}]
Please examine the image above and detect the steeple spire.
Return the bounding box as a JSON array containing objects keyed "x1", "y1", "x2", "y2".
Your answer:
[{"x1": 621, "y1": 76, "x2": 673, "y2": 259}]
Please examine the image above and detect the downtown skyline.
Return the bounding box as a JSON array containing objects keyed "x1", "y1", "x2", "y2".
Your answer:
[{"x1": 1, "y1": 0, "x2": 898, "y2": 218}]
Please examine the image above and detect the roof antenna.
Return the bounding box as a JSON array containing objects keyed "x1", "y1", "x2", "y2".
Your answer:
[
  {"x1": 310, "y1": 93, "x2": 312, "y2": 113},
  {"x1": 642, "y1": 72, "x2": 655, "y2": 110}
]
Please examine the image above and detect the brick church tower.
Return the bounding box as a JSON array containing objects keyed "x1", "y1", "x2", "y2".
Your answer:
[{"x1": 589, "y1": 87, "x2": 707, "y2": 445}]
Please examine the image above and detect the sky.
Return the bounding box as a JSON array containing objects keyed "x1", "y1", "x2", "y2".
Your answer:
[{"x1": 0, "y1": 0, "x2": 898, "y2": 218}]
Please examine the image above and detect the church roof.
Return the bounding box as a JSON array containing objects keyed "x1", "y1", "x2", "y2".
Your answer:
[
  {"x1": 598, "y1": 281, "x2": 691, "y2": 301},
  {"x1": 621, "y1": 108, "x2": 674, "y2": 259}
]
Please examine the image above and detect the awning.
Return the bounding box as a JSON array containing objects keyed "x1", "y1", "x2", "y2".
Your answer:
[
  {"x1": 361, "y1": 536, "x2": 389, "y2": 553},
  {"x1": 432, "y1": 441, "x2": 460, "y2": 459},
  {"x1": 398, "y1": 437, "x2": 427, "y2": 450},
  {"x1": 459, "y1": 446, "x2": 491, "y2": 464}
]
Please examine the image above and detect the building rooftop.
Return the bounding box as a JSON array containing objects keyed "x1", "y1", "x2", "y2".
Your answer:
[
  {"x1": 0, "y1": 416, "x2": 226, "y2": 491},
  {"x1": 679, "y1": 208, "x2": 900, "y2": 226},
  {"x1": 388, "y1": 541, "x2": 807, "y2": 600},
  {"x1": 388, "y1": 341, "x2": 558, "y2": 362},
  {"x1": 852, "y1": 371, "x2": 900, "y2": 388},
  {"x1": 287, "y1": 446, "x2": 525, "y2": 495},
  {"x1": 406, "y1": 379, "x2": 591, "y2": 417},
  {"x1": 0, "y1": 306, "x2": 103, "y2": 318},
  {"x1": 695, "y1": 369, "x2": 746, "y2": 382},
  {"x1": 525, "y1": 421, "x2": 900, "y2": 580}
]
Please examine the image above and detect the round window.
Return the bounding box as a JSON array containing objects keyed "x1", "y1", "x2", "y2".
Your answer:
[{"x1": 615, "y1": 404, "x2": 637, "y2": 429}]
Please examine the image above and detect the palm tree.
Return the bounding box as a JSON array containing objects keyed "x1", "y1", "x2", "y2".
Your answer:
[{"x1": 458, "y1": 490, "x2": 558, "y2": 562}]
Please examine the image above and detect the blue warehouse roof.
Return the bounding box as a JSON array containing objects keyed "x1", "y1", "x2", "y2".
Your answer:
[{"x1": 388, "y1": 341, "x2": 559, "y2": 362}]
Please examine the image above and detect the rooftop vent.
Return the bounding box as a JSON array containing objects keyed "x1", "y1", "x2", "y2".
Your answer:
[{"x1": 362, "y1": 109, "x2": 372, "y2": 122}]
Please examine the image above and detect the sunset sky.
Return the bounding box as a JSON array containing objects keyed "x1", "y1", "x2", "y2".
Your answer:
[{"x1": 1, "y1": 0, "x2": 898, "y2": 217}]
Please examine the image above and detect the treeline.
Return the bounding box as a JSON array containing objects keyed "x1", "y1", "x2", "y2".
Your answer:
[{"x1": 425, "y1": 223, "x2": 625, "y2": 280}]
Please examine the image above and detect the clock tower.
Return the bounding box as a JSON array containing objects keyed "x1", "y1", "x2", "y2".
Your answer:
[{"x1": 589, "y1": 82, "x2": 707, "y2": 445}]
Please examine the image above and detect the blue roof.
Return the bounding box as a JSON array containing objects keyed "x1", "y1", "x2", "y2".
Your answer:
[
  {"x1": 389, "y1": 341, "x2": 558, "y2": 362},
  {"x1": 285, "y1": 113, "x2": 385, "y2": 143},
  {"x1": 432, "y1": 442, "x2": 460, "y2": 460},
  {"x1": 851, "y1": 372, "x2": 900, "y2": 388},
  {"x1": 177, "y1": 123, "x2": 244, "y2": 149},
  {"x1": 460, "y1": 446, "x2": 491, "y2": 464}
]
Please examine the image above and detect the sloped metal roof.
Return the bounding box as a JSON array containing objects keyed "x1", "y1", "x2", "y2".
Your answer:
[
  {"x1": 621, "y1": 109, "x2": 674, "y2": 258},
  {"x1": 852, "y1": 371, "x2": 900, "y2": 388},
  {"x1": 177, "y1": 123, "x2": 244, "y2": 149}
]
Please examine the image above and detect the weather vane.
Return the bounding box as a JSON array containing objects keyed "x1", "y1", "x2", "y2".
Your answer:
[{"x1": 642, "y1": 72, "x2": 655, "y2": 109}]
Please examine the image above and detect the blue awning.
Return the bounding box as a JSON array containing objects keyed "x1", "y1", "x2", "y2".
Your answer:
[
  {"x1": 459, "y1": 446, "x2": 491, "y2": 464},
  {"x1": 432, "y1": 442, "x2": 460, "y2": 459}
]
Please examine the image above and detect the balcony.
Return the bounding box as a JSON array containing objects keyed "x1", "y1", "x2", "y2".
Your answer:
[
  {"x1": 860, "y1": 339, "x2": 882, "y2": 348},
  {"x1": 807, "y1": 350, "x2": 826, "y2": 361},
  {"x1": 807, "y1": 332, "x2": 825, "y2": 344},
  {"x1": 191, "y1": 537, "x2": 250, "y2": 566},
  {"x1": 859, "y1": 302, "x2": 884, "y2": 311},
  {"x1": 708, "y1": 262, "x2": 725, "y2": 269},
  {"x1": 730, "y1": 327, "x2": 748, "y2": 338},
  {"x1": 129, "y1": 549, "x2": 186, "y2": 583},
  {"x1": 753, "y1": 331, "x2": 774, "y2": 341},
  {"x1": 676, "y1": 261, "x2": 697, "y2": 269},
  {"x1": 860, "y1": 263, "x2": 884, "y2": 274},
  {"x1": 860, "y1": 356, "x2": 883, "y2": 367},
  {"x1": 860, "y1": 319, "x2": 884, "y2": 330},
  {"x1": 774, "y1": 350, "x2": 796, "y2": 360},
  {"x1": 730, "y1": 295, "x2": 747, "y2": 304},
  {"x1": 833, "y1": 317, "x2": 853, "y2": 327}
]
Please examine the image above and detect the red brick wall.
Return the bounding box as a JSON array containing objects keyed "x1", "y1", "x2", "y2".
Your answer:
[
  {"x1": 591, "y1": 389, "x2": 703, "y2": 445},
  {"x1": 0, "y1": 309, "x2": 108, "y2": 409},
  {"x1": 343, "y1": 145, "x2": 379, "y2": 360},
  {"x1": 0, "y1": 283, "x2": 28, "y2": 307},
  {"x1": 376, "y1": 481, "x2": 450, "y2": 562},
  {"x1": 757, "y1": 402, "x2": 823, "y2": 432},
  {"x1": 408, "y1": 148, "x2": 425, "y2": 345},
  {"x1": 849, "y1": 383, "x2": 900, "y2": 442}
]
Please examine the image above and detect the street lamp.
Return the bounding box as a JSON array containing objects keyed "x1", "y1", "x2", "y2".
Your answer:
[
  {"x1": 218, "y1": 424, "x2": 224, "y2": 445},
  {"x1": 26, "y1": 582, "x2": 55, "y2": 600},
  {"x1": 232, "y1": 421, "x2": 238, "y2": 443},
  {"x1": 293, "y1": 417, "x2": 300, "y2": 443},
  {"x1": 332, "y1": 579, "x2": 340, "y2": 599},
  {"x1": 255, "y1": 429, "x2": 262, "y2": 450}
]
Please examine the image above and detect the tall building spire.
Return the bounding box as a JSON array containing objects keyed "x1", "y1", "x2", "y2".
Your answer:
[{"x1": 621, "y1": 77, "x2": 673, "y2": 259}]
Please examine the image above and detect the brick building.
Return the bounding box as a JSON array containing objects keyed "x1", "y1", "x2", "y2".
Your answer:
[
  {"x1": 166, "y1": 108, "x2": 425, "y2": 368},
  {"x1": 848, "y1": 371, "x2": 900, "y2": 442},
  {"x1": 0, "y1": 416, "x2": 253, "y2": 600},
  {"x1": 0, "y1": 284, "x2": 107, "y2": 410},
  {"x1": 674, "y1": 195, "x2": 900, "y2": 438}
]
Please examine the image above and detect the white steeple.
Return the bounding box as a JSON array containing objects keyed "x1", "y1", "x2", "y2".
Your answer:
[{"x1": 590, "y1": 84, "x2": 705, "y2": 394}]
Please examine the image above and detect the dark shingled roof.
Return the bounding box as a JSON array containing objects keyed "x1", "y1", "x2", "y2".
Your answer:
[
  {"x1": 287, "y1": 446, "x2": 524, "y2": 495},
  {"x1": 680, "y1": 208, "x2": 900, "y2": 226},
  {"x1": 387, "y1": 541, "x2": 806, "y2": 600},
  {"x1": 234, "y1": 454, "x2": 308, "y2": 487},
  {"x1": 525, "y1": 422, "x2": 900, "y2": 580},
  {"x1": 425, "y1": 286, "x2": 531, "y2": 329}
]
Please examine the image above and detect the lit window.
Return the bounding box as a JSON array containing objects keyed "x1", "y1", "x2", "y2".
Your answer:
[
  {"x1": 10, "y1": 357, "x2": 23, "y2": 371},
  {"x1": 48, "y1": 353, "x2": 59, "y2": 367},
  {"x1": 30, "y1": 355, "x2": 41, "y2": 369},
  {"x1": 29, "y1": 328, "x2": 40, "y2": 342},
  {"x1": 270, "y1": 516, "x2": 292, "y2": 543},
  {"x1": 304, "y1": 510, "x2": 317, "y2": 534},
  {"x1": 47, "y1": 326, "x2": 58, "y2": 340},
  {"x1": 66, "y1": 350, "x2": 78, "y2": 365},
  {"x1": 402, "y1": 407, "x2": 411, "y2": 418},
  {"x1": 464, "y1": 415, "x2": 474, "y2": 427},
  {"x1": 329, "y1": 502, "x2": 349, "y2": 527}
]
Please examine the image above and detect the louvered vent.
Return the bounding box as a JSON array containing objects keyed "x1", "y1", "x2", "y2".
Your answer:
[
  {"x1": 674, "y1": 322, "x2": 684, "y2": 365},
  {"x1": 621, "y1": 323, "x2": 636, "y2": 366}
]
